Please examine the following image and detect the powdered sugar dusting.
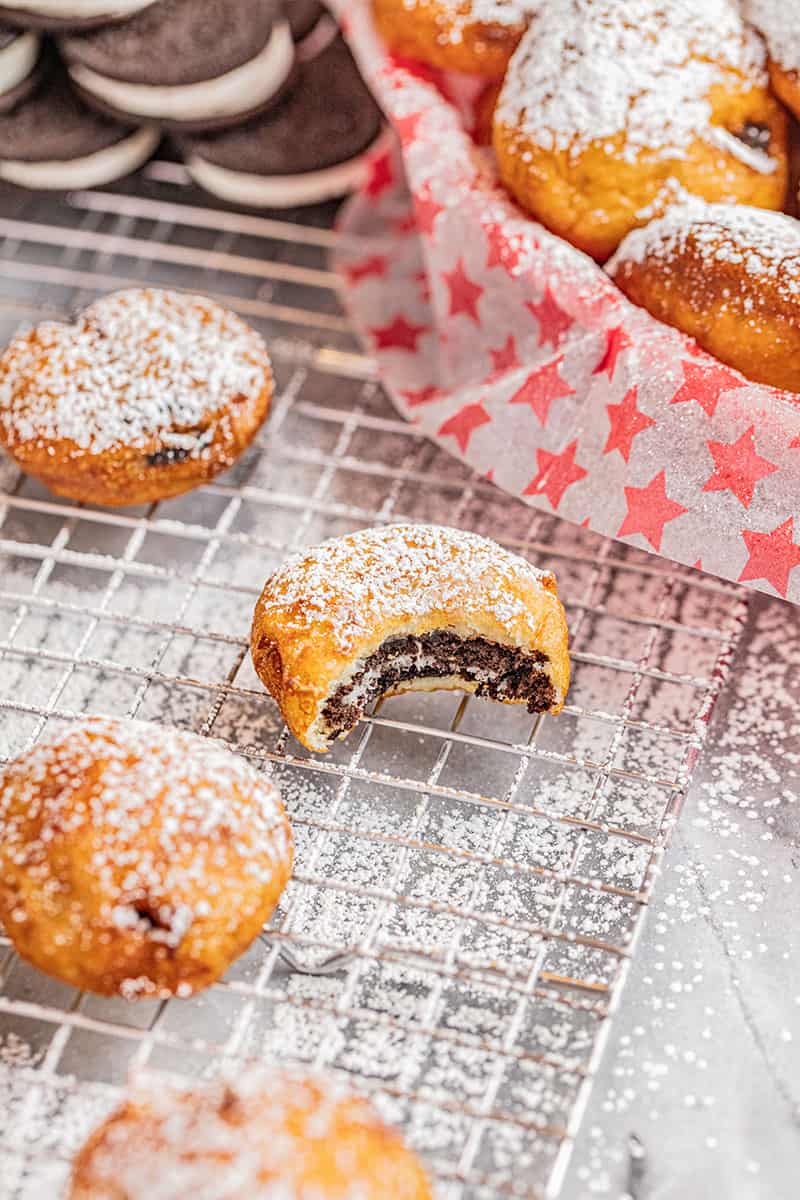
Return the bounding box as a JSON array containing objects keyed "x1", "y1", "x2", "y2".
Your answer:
[
  {"x1": 73, "y1": 1069, "x2": 427, "y2": 1199},
  {"x1": 744, "y1": 0, "x2": 800, "y2": 75},
  {"x1": 608, "y1": 201, "x2": 800, "y2": 305},
  {"x1": 497, "y1": 0, "x2": 767, "y2": 162},
  {"x1": 0, "y1": 717, "x2": 291, "y2": 990},
  {"x1": 255, "y1": 523, "x2": 555, "y2": 655},
  {"x1": 0, "y1": 288, "x2": 270, "y2": 457},
  {"x1": 396, "y1": 0, "x2": 536, "y2": 44}
]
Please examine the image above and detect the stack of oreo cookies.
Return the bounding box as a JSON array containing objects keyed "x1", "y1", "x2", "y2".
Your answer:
[{"x1": 0, "y1": 0, "x2": 384, "y2": 206}]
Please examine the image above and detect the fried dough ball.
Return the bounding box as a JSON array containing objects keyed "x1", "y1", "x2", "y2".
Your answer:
[
  {"x1": 494, "y1": 0, "x2": 789, "y2": 262},
  {"x1": 608, "y1": 202, "x2": 800, "y2": 394},
  {"x1": 251, "y1": 523, "x2": 569, "y2": 753},
  {"x1": 743, "y1": 0, "x2": 800, "y2": 120},
  {"x1": 70, "y1": 1070, "x2": 433, "y2": 1199},
  {"x1": 0, "y1": 718, "x2": 293, "y2": 999},
  {"x1": 0, "y1": 288, "x2": 272, "y2": 507},
  {"x1": 373, "y1": 0, "x2": 533, "y2": 77}
]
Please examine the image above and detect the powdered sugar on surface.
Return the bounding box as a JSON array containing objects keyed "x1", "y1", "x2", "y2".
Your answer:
[
  {"x1": 497, "y1": 0, "x2": 767, "y2": 162},
  {"x1": 255, "y1": 523, "x2": 555, "y2": 655},
  {"x1": 744, "y1": 0, "x2": 800, "y2": 74},
  {"x1": 0, "y1": 288, "x2": 270, "y2": 456},
  {"x1": 74, "y1": 1069, "x2": 423, "y2": 1199},
  {"x1": 608, "y1": 201, "x2": 800, "y2": 303},
  {"x1": 564, "y1": 595, "x2": 800, "y2": 1195}
]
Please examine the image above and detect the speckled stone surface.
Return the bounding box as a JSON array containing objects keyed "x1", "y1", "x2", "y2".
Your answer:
[{"x1": 563, "y1": 593, "x2": 800, "y2": 1200}]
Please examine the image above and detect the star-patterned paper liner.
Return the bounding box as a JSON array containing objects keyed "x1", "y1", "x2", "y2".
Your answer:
[{"x1": 330, "y1": 0, "x2": 800, "y2": 605}]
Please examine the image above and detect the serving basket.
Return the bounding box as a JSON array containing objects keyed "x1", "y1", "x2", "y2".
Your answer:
[{"x1": 331, "y1": 0, "x2": 800, "y2": 608}]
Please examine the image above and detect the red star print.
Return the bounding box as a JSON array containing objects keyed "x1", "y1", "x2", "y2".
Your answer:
[
  {"x1": 484, "y1": 221, "x2": 524, "y2": 272},
  {"x1": 395, "y1": 110, "x2": 424, "y2": 141},
  {"x1": 739, "y1": 518, "x2": 800, "y2": 598},
  {"x1": 414, "y1": 184, "x2": 445, "y2": 236},
  {"x1": 509, "y1": 358, "x2": 575, "y2": 427},
  {"x1": 370, "y1": 315, "x2": 427, "y2": 352},
  {"x1": 392, "y1": 211, "x2": 418, "y2": 235},
  {"x1": 791, "y1": 435, "x2": 800, "y2": 450},
  {"x1": 593, "y1": 325, "x2": 632, "y2": 381},
  {"x1": 703, "y1": 426, "x2": 778, "y2": 508},
  {"x1": 486, "y1": 335, "x2": 520, "y2": 381},
  {"x1": 413, "y1": 270, "x2": 431, "y2": 304},
  {"x1": 604, "y1": 386, "x2": 655, "y2": 463},
  {"x1": 671, "y1": 360, "x2": 746, "y2": 418},
  {"x1": 343, "y1": 255, "x2": 389, "y2": 285},
  {"x1": 526, "y1": 289, "x2": 573, "y2": 350},
  {"x1": 523, "y1": 440, "x2": 588, "y2": 510},
  {"x1": 401, "y1": 385, "x2": 444, "y2": 407},
  {"x1": 364, "y1": 150, "x2": 394, "y2": 198},
  {"x1": 617, "y1": 470, "x2": 688, "y2": 551},
  {"x1": 443, "y1": 259, "x2": 483, "y2": 323},
  {"x1": 437, "y1": 402, "x2": 491, "y2": 453}
]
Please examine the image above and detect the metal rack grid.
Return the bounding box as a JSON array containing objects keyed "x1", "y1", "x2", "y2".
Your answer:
[{"x1": 0, "y1": 165, "x2": 748, "y2": 1200}]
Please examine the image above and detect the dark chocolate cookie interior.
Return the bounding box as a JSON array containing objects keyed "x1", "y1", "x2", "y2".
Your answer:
[
  {"x1": 322, "y1": 630, "x2": 555, "y2": 739},
  {"x1": 288, "y1": 0, "x2": 325, "y2": 41},
  {"x1": 60, "y1": 0, "x2": 283, "y2": 87},
  {"x1": 0, "y1": 5, "x2": 154, "y2": 32},
  {"x1": 182, "y1": 36, "x2": 382, "y2": 176},
  {"x1": 0, "y1": 57, "x2": 134, "y2": 162},
  {"x1": 733, "y1": 121, "x2": 772, "y2": 153}
]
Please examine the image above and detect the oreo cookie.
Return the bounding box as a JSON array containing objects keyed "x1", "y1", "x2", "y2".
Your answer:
[
  {"x1": 60, "y1": 0, "x2": 296, "y2": 132},
  {"x1": 289, "y1": 0, "x2": 339, "y2": 62},
  {"x1": 288, "y1": 0, "x2": 325, "y2": 40},
  {"x1": 0, "y1": 58, "x2": 159, "y2": 188},
  {"x1": 0, "y1": 1, "x2": 156, "y2": 32},
  {"x1": 0, "y1": 25, "x2": 41, "y2": 112},
  {"x1": 181, "y1": 36, "x2": 384, "y2": 209}
]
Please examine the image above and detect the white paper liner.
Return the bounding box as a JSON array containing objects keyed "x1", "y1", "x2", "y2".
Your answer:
[{"x1": 330, "y1": 0, "x2": 800, "y2": 606}]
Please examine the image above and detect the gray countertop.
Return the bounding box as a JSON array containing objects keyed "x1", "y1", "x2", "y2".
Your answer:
[{"x1": 564, "y1": 595, "x2": 800, "y2": 1199}]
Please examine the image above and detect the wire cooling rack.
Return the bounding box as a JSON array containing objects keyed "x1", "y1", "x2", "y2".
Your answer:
[{"x1": 0, "y1": 165, "x2": 749, "y2": 1200}]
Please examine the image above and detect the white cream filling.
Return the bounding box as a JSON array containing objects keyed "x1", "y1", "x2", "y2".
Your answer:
[
  {"x1": 315, "y1": 639, "x2": 556, "y2": 744},
  {"x1": 186, "y1": 130, "x2": 387, "y2": 209},
  {"x1": 67, "y1": 20, "x2": 293, "y2": 122},
  {"x1": 2, "y1": 0, "x2": 153, "y2": 15},
  {"x1": 706, "y1": 124, "x2": 778, "y2": 175},
  {"x1": 0, "y1": 31, "x2": 38, "y2": 95},
  {"x1": 296, "y1": 13, "x2": 339, "y2": 62},
  {"x1": 0, "y1": 124, "x2": 159, "y2": 189}
]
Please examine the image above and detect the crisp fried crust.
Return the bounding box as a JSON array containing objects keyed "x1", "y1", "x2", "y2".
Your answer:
[
  {"x1": 0, "y1": 288, "x2": 272, "y2": 506},
  {"x1": 493, "y1": 0, "x2": 788, "y2": 262},
  {"x1": 770, "y1": 59, "x2": 800, "y2": 121},
  {"x1": 608, "y1": 202, "x2": 800, "y2": 394},
  {"x1": 0, "y1": 718, "x2": 293, "y2": 999},
  {"x1": 372, "y1": 0, "x2": 529, "y2": 77},
  {"x1": 494, "y1": 78, "x2": 789, "y2": 262},
  {"x1": 70, "y1": 1071, "x2": 433, "y2": 1199},
  {"x1": 251, "y1": 524, "x2": 571, "y2": 753}
]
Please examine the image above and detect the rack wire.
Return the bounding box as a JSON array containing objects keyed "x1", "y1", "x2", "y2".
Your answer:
[{"x1": 0, "y1": 165, "x2": 748, "y2": 1200}]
